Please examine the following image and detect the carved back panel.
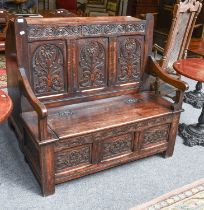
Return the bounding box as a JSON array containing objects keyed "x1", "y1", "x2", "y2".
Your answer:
[{"x1": 15, "y1": 16, "x2": 153, "y2": 105}]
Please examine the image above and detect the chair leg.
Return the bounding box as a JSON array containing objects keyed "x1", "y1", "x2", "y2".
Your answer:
[{"x1": 40, "y1": 144, "x2": 55, "y2": 196}]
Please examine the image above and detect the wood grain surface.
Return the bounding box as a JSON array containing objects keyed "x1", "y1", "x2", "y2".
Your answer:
[
  {"x1": 0, "y1": 89, "x2": 12, "y2": 123},
  {"x1": 174, "y1": 58, "x2": 204, "y2": 82},
  {"x1": 189, "y1": 38, "x2": 204, "y2": 57}
]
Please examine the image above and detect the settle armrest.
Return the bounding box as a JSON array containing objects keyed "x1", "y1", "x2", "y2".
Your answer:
[
  {"x1": 19, "y1": 67, "x2": 48, "y2": 140},
  {"x1": 149, "y1": 56, "x2": 189, "y2": 92},
  {"x1": 148, "y1": 56, "x2": 189, "y2": 110},
  {"x1": 19, "y1": 67, "x2": 47, "y2": 118}
]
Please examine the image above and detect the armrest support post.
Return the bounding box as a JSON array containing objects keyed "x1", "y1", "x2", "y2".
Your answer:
[{"x1": 19, "y1": 67, "x2": 48, "y2": 140}]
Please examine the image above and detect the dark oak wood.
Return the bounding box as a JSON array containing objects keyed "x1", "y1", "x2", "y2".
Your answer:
[
  {"x1": 6, "y1": 15, "x2": 188, "y2": 196},
  {"x1": 0, "y1": 89, "x2": 13, "y2": 123},
  {"x1": 174, "y1": 58, "x2": 204, "y2": 146}
]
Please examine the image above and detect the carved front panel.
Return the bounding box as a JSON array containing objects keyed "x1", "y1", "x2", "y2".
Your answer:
[
  {"x1": 102, "y1": 133, "x2": 133, "y2": 160},
  {"x1": 32, "y1": 43, "x2": 65, "y2": 95},
  {"x1": 55, "y1": 115, "x2": 173, "y2": 151},
  {"x1": 143, "y1": 124, "x2": 170, "y2": 146},
  {"x1": 56, "y1": 145, "x2": 91, "y2": 172},
  {"x1": 77, "y1": 38, "x2": 107, "y2": 90},
  {"x1": 117, "y1": 36, "x2": 143, "y2": 84}
]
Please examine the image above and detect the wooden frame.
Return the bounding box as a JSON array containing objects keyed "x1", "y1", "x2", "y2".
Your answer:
[{"x1": 6, "y1": 15, "x2": 188, "y2": 196}]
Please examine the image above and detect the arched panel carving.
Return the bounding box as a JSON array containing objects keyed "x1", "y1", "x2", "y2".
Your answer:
[
  {"x1": 32, "y1": 44, "x2": 65, "y2": 95},
  {"x1": 78, "y1": 41, "x2": 106, "y2": 89},
  {"x1": 117, "y1": 38, "x2": 141, "y2": 83}
]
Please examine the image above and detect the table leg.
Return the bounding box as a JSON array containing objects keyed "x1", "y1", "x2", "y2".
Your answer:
[
  {"x1": 179, "y1": 102, "x2": 204, "y2": 147},
  {"x1": 184, "y1": 81, "x2": 204, "y2": 109}
]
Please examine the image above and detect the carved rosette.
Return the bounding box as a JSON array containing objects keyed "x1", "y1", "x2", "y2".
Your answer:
[
  {"x1": 117, "y1": 38, "x2": 141, "y2": 83},
  {"x1": 143, "y1": 125, "x2": 170, "y2": 145},
  {"x1": 32, "y1": 44, "x2": 65, "y2": 95},
  {"x1": 56, "y1": 146, "x2": 90, "y2": 171},
  {"x1": 102, "y1": 134, "x2": 132, "y2": 160},
  {"x1": 79, "y1": 41, "x2": 106, "y2": 88}
]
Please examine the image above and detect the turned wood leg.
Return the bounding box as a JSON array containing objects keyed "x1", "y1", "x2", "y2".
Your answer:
[
  {"x1": 40, "y1": 144, "x2": 55, "y2": 196},
  {"x1": 164, "y1": 114, "x2": 180, "y2": 158}
]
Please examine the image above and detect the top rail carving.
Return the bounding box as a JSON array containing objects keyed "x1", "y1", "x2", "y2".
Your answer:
[{"x1": 28, "y1": 23, "x2": 146, "y2": 40}]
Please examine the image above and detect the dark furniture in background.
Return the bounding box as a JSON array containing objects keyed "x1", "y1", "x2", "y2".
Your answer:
[
  {"x1": 41, "y1": 8, "x2": 77, "y2": 17},
  {"x1": 153, "y1": 0, "x2": 175, "y2": 48},
  {"x1": 85, "y1": 0, "x2": 122, "y2": 16},
  {"x1": 154, "y1": 0, "x2": 204, "y2": 48},
  {"x1": 6, "y1": 15, "x2": 188, "y2": 196},
  {"x1": 0, "y1": 9, "x2": 14, "y2": 51},
  {"x1": 56, "y1": 0, "x2": 77, "y2": 12},
  {"x1": 127, "y1": 0, "x2": 160, "y2": 17},
  {"x1": 174, "y1": 58, "x2": 204, "y2": 147}
]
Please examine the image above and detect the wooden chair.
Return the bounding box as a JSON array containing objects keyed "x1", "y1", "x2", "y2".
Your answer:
[{"x1": 152, "y1": 0, "x2": 203, "y2": 93}]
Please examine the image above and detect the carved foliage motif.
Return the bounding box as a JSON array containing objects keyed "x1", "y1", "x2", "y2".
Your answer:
[
  {"x1": 56, "y1": 115, "x2": 173, "y2": 150},
  {"x1": 79, "y1": 41, "x2": 106, "y2": 88},
  {"x1": 117, "y1": 38, "x2": 141, "y2": 83},
  {"x1": 32, "y1": 44, "x2": 64, "y2": 95},
  {"x1": 102, "y1": 134, "x2": 132, "y2": 160},
  {"x1": 28, "y1": 23, "x2": 145, "y2": 40},
  {"x1": 56, "y1": 145, "x2": 90, "y2": 171},
  {"x1": 143, "y1": 125, "x2": 170, "y2": 145}
]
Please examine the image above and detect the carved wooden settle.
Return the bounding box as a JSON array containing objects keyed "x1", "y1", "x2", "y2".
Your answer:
[{"x1": 6, "y1": 16, "x2": 188, "y2": 196}]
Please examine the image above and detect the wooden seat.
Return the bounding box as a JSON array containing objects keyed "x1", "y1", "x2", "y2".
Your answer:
[
  {"x1": 6, "y1": 15, "x2": 188, "y2": 196},
  {"x1": 22, "y1": 92, "x2": 173, "y2": 139}
]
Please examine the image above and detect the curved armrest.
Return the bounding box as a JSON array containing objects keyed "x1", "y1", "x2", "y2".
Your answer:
[
  {"x1": 149, "y1": 56, "x2": 189, "y2": 91},
  {"x1": 19, "y1": 67, "x2": 48, "y2": 140},
  {"x1": 148, "y1": 56, "x2": 189, "y2": 110},
  {"x1": 19, "y1": 67, "x2": 47, "y2": 118}
]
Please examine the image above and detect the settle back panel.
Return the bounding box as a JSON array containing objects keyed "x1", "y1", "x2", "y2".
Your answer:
[{"x1": 15, "y1": 16, "x2": 152, "y2": 105}]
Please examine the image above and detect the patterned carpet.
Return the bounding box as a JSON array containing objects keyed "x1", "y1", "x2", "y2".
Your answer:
[
  {"x1": 0, "y1": 53, "x2": 6, "y2": 88},
  {"x1": 131, "y1": 179, "x2": 204, "y2": 210}
]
